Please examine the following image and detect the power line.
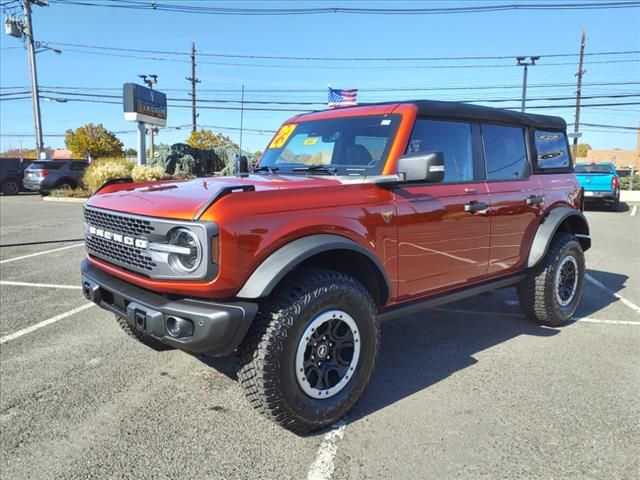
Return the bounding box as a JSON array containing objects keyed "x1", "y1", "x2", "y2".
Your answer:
[
  {"x1": 48, "y1": 1, "x2": 640, "y2": 16},
  {"x1": 42, "y1": 41, "x2": 640, "y2": 62}
]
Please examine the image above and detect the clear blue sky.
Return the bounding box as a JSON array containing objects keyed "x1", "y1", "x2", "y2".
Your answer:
[{"x1": 1, "y1": 0, "x2": 639, "y2": 155}]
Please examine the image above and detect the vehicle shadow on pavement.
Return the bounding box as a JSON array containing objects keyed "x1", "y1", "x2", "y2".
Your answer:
[
  {"x1": 349, "y1": 308, "x2": 559, "y2": 423},
  {"x1": 577, "y1": 269, "x2": 631, "y2": 318},
  {"x1": 585, "y1": 202, "x2": 630, "y2": 213}
]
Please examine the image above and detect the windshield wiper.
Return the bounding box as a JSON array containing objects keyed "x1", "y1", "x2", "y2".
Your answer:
[
  {"x1": 292, "y1": 165, "x2": 338, "y2": 175},
  {"x1": 252, "y1": 165, "x2": 279, "y2": 174}
]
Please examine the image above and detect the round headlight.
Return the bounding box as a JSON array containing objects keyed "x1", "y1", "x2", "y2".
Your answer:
[{"x1": 167, "y1": 228, "x2": 202, "y2": 274}]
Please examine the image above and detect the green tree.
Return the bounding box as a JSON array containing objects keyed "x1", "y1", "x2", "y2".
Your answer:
[
  {"x1": 64, "y1": 123, "x2": 123, "y2": 159},
  {"x1": 123, "y1": 147, "x2": 137, "y2": 157},
  {"x1": 186, "y1": 129, "x2": 238, "y2": 151}
]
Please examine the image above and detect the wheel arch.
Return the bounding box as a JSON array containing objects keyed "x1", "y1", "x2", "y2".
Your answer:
[
  {"x1": 235, "y1": 234, "x2": 391, "y2": 306},
  {"x1": 527, "y1": 206, "x2": 590, "y2": 268},
  {"x1": 54, "y1": 176, "x2": 77, "y2": 188}
]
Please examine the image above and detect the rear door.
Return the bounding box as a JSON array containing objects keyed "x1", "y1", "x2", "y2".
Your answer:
[
  {"x1": 395, "y1": 118, "x2": 490, "y2": 302},
  {"x1": 482, "y1": 124, "x2": 545, "y2": 276}
]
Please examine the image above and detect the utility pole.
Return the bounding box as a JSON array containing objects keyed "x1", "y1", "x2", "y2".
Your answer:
[
  {"x1": 186, "y1": 41, "x2": 201, "y2": 132},
  {"x1": 516, "y1": 56, "x2": 540, "y2": 113},
  {"x1": 22, "y1": 0, "x2": 48, "y2": 159},
  {"x1": 573, "y1": 28, "x2": 587, "y2": 148},
  {"x1": 239, "y1": 85, "x2": 245, "y2": 156}
]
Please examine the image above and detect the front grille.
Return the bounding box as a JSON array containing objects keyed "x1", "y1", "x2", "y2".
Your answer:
[
  {"x1": 84, "y1": 207, "x2": 157, "y2": 275},
  {"x1": 84, "y1": 207, "x2": 155, "y2": 237},
  {"x1": 85, "y1": 235, "x2": 156, "y2": 272}
]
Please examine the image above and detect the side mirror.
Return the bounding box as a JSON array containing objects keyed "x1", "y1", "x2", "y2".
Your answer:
[
  {"x1": 397, "y1": 151, "x2": 445, "y2": 183},
  {"x1": 236, "y1": 155, "x2": 249, "y2": 175}
]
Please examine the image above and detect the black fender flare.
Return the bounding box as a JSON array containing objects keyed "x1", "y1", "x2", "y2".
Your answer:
[
  {"x1": 527, "y1": 207, "x2": 591, "y2": 268},
  {"x1": 235, "y1": 234, "x2": 391, "y2": 302}
]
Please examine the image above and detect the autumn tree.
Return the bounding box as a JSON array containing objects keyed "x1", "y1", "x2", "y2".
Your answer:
[
  {"x1": 0, "y1": 146, "x2": 54, "y2": 159},
  {"x1": 186, "y1": 129, "x2": 238, "y2": 151},
  {"x1": 570, "y1": 143, "x2": 592, "y2": 158},
  {"x1": 64, "y1": 123, "x2": 123, "y2": 159}
]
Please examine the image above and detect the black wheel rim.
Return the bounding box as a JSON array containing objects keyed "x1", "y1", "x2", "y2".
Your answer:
[
  {"x1": 295, "y1": 310, "x2": 360, "y2": 399},
  {"x1": 555, "y1": 255, "x2": 578, "y2": 306}
]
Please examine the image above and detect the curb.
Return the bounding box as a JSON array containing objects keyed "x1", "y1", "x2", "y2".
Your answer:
[
  {"x1": 43, "y1": 196, "x2": 88, "y2": 204},
  {"x1": 621, "y1": 190, "x2": 640, "y2": 204}
]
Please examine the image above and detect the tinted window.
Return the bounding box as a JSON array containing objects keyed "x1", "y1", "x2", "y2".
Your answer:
[
  {"x1": 70, "y1": 162, "x2": 88, "y2": 171},
  {"x1": 482, "y1": 125, "x2": 529, "y2": 180},
  {"x1": 535, "y1": 130, "x2": 570, "y2": 170},
  {"x1": 574, "y1": 163, "x2": 614, "y2": 174},
  {"x1": 407, "y1": 119, "x2": 474, "y2": 182},
  {"x1": 27, "y1": 161, "x2": 63, "y2": 170}
]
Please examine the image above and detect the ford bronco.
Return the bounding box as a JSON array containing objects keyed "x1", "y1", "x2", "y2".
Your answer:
[{"x1": 81, "y1": 100, "x2": 590, "y2": 433}]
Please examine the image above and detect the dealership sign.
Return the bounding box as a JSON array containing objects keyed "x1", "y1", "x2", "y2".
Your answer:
[{"x1": 123, "y1": 83, "x2": 167, "y2": 127}]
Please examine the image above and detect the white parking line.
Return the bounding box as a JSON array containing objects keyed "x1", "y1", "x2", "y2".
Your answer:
[
  {"x1": 0, "y1": 303, "x2": 95, "y2": 344},
  {"x1": 586, "y1": 273, "x2": 640, "y2": 315},
  {"x1": 573, "y1": 317, "x2": 640, "y2": 326},
  {"x1": 307, "y1": 421, "x2": 347, "y2": 480},
  {"x1": 0, "y1": 243, "x2": 84, "y2": 264},
  {"x1": 631, "y1": 205, "x2": 638, "y2": 217},
  {"x1": 0, "y1": 281, "x2": 81, "y2": 290}
]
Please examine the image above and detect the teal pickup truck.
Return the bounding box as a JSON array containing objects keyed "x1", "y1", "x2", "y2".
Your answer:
[{"x1": 575, "y1": 162, "x2": 620, "y2": 211}]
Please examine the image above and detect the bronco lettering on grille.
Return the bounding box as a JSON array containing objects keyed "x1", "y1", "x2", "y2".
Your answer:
[{"x1": 88, "y1": 225, "x2": 148, "y2": 249}]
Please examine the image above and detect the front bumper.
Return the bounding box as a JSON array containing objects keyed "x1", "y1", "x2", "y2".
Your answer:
[
  {"x1": 583, "y1": 190, "x2": 618, "y2": 201},
  {"x1": 81, "y1": 259, "x2": 257, "y2": 356}
]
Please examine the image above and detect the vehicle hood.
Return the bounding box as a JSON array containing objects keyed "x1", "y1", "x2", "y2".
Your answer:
[{"x1": 86, "y1": 174, "x2": 346, "y2": 220}]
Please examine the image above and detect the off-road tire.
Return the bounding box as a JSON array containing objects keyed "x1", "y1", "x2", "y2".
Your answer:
[
  {"x1": 115, "y1": 315, "x2": 172, "y2": 351},
  {"x1": 1, "y1": 180, "x2": 20, "y2": 195},
  {"x1": 518, "y1": 233, "x2": 585, "y2": 327},
  {"x1": 237, "y1": 268, "x2": 379, "y2": 434}
]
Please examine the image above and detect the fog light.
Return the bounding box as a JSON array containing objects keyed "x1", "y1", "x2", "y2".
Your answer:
[{"x1": 165, "y1": 316, "x2": 194, "y2": 338}]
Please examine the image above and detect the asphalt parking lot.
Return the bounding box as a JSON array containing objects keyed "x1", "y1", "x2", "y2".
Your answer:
[{"x1": 1, "y1": 194, "x2": 639, "y2": 480}]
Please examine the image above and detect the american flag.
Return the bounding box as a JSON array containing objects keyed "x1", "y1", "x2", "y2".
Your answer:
[{"x1": 328, "y1": 87, "x2": 358, "y2": 108}]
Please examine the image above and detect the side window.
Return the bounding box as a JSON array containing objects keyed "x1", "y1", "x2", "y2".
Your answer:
[
  {"x1": 407, "y1": 118, "x2": 474, "y2": 183},
  {"x1": 482, "y1": 124, "x2": 529, "y2": 181},
  {"x1": 534, "y1": 130, "x2": 570, "y2": 170},
  {"x1": 70, "y1": 162, "x2": 88, "y2": 171}
]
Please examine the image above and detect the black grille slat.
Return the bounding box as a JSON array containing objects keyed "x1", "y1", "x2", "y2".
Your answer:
[
  {"x1": 85, "y1": 236, "x2": 156, "y2": 271},
  {"x1": 84, "y1": 208, "x2": 155, "y2": 236}
]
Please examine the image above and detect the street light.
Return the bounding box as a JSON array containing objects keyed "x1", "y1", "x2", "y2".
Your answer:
[
  {"x1": 42, "y1": 96, "x2": 67, "y2": 103},
  {"x1": 516, "y1": 56, "x2": 540, "y2": 112}
]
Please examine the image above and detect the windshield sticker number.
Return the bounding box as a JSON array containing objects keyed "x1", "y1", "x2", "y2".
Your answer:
[
  {"x1": 269, "y1": 124, "x2": 297, "y2": 149},
  {"x1": 303, "y1": 137, "x2": 319, "y2": 146}
]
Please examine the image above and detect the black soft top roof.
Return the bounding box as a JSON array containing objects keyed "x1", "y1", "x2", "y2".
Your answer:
[{"x1": 411, "y1": 100, "x2": 566, "y2": 130}]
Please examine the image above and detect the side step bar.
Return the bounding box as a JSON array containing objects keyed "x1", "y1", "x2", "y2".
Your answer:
[{"x1": 378, "y1": 274, "x2": 525, "y2": 322}]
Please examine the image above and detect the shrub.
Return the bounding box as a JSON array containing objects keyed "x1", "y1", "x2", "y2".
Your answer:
[
  {"x1": 620, "y1": 173, "x2": 640, "y2": 191},
  {"x1": 48, "y1": 187, "x2": 91, "y2": 198},
  {"x1": 131, "y1": 164, "x2": 171, "y2": 183},
  {"x1": 82, "y1": 157, "x2": 134, "y2": 193}
]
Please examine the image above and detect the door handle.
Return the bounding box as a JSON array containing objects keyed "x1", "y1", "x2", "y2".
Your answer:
[
  {"x1": 525, "y1": 195, "x2": 545, "y2": 205},
  {"x1": 464, "y1": 201, "x2": 488, "y2": 213}
]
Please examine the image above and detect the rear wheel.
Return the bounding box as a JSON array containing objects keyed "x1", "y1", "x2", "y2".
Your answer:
[
  {"x1": 518, "y1": 233, "x2": 585, "y2": 327},
  {"x1": 237, "y1": 268, "x2": 379, "y2": 434},
  {"x1": 610, "y1": 194, "x2": 620, "y2": 212},
  {"x1": 55, "y1": 180, "x2": 75, "y2": 190},
  {"x1": 1, "y1": 180, "x2": 20, "y2": 195}
]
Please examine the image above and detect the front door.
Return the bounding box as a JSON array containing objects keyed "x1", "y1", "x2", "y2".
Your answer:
[{"x1": 395, "y1": 118, "x2": 490, "y2": 302}]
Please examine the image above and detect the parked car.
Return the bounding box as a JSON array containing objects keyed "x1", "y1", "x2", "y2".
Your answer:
[
  {"x1": 0, "y1": 158, "x2": 32, "y2": 195},
  {"x1": 80, "y1": 100, "x2": 590, "y2": 433},
  {"x1": 23, "y1": 160, "x2": 88, "y2": 193},
  {"x1": 574, "y1": 162, "x2": 620, "y2": 211}
]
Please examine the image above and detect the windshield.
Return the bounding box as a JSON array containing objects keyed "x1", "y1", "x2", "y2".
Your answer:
[
  {"x1": 258, "y1": 114, "x2": 402, "y2": 175},
  {"x1": 574, "y1": 164, "x2": 614, "y2": 174}
]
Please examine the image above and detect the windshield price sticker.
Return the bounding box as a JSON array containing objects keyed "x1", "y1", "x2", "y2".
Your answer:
[
  {"x1": 303, "y1": 137, "x2": 319, "y2": 146},
  {"x1": 269, "y1": 124, "x2": 297, "y2": 149}
]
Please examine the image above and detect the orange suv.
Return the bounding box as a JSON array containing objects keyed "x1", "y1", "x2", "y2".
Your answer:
[{"x1": 81, "y1": 100, "x2": 590, "y2": 432}]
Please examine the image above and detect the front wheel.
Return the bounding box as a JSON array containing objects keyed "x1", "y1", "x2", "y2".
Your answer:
[
  {"x1": 518, "y1": 233, "x2": 585, "y2": 327},
  {"x1": 1, "y1": 180, "x2": 20, "y2": 195},
  {"x1": 237, "y1": 268, "x2": 379, "y2": 434}
]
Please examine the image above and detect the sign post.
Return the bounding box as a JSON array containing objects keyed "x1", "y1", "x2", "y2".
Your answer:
[{"x1": 123, "y1": 83, "x2": 167, "y2": 165}]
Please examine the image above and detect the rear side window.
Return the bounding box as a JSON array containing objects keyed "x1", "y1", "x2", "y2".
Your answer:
[
  {"x1": 482, "y1": 124, "x2": 529, "y2": 181},
  {"x1": 28, "y1": 161, "x2": 63, "y2": 170},
  {"x1": 407, "y1": 118, "x2": 474, "y2": 183},
  {"x1": 70, "y1": 162, "x2": 88, "y2": 171},
  {"x1": 574, "y1": 164, "x2": 614, "y2": 174},
  {"x1": 535, "y1": 130, "x2": 570, "y2": 170}
]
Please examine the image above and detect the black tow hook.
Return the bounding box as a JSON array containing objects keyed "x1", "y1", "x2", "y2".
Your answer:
[{"x1": 82, "y1": 281, "x2": 102, "y2": 304}]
